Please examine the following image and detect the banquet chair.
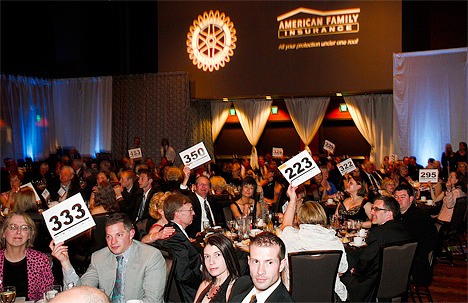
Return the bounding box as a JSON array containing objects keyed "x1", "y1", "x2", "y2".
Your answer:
[
  {"x1": 438, "y1": 196, "x2": 467, "y2": 264},
  {"x1": 409, "y1": 251, "x2": 434, "y2": 303},
  {"x1": 373, "y1": 241, "x2": 418, "y2": 302},
  {"x1": 160, "y1": 248, "x2": 184, "y2": 303},
  {"x1": 288, "y1": 250, "x2": 342, "y2": 302},
  {"x1": 223, "y1": 206, "x2": 234, "y2": 225}
]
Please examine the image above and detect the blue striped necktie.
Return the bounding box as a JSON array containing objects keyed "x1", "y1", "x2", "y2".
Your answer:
[{"x1": 111, "y1": 255, "x2": 124, "y2": 303}]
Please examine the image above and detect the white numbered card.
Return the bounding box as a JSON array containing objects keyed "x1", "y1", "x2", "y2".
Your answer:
[
  {"x1": 42, "y1": 188, "x2": 50, "y2": 200},
  {"x1": 336, "y1": 158, "x2": 357, "y2": 176},
  {"x1": 42, "y1": 193, "x2": 95, "y2": 243},
  {"x1": 20, "y1": 182, "x2": 40, "y2": 201},
  {"x1": 179, "y1": 142, "x2": 211, "y2": 169},
  {"x1": 323, "y1": 140, "x2": 335, "y2": 154},
  {"x1": 390, "y1": 154, "x2": 398, "y2": 163},
  {"x1": 128, "y1": 148, "x2": 142, "y2": 159},
  {"x1": 419, "y1": 169, "x2": 438, "y2": 183},
  {"x1": 272, "y1": 147, "x2": 283, "y2": 158},
  {"x1": 279, "y1": 150, "x2": 321, "y2": 187}
]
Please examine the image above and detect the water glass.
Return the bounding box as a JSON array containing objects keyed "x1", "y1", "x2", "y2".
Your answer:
[
  {"x1": 43, "y1": 285, "x2": 62, "y2": 302},
  {"x1": 0, "y1": 286, "x2": 16, "y2": 303}
]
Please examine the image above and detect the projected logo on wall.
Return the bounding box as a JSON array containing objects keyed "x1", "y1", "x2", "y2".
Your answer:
[
  {"x1": 186, "y1": 10, "x2": 237, "y2": 72},
  {"x1": 277, "y1": 7, "x2": 360, "y2": 51}
]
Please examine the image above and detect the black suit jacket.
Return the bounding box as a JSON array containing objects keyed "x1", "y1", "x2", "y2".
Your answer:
[
  {"x1": 49, "y1": 182, "x2": 82, "y2": 203},
  {"x1": 120, "y1": 185, "x2": 144, "y2": 222},
  {"x1": 397, "y1": 204, "x2": 438, "y2": 284},
  {"x1": 229, "y1": 276, "x2": 294, "y2": 303},
  {"x1": 136, "y1": 186, "x2": 160, "y2": 222},
  {"x1": 159, "y1": 222, "x2": 202, "y2": 303},
  {"x1": 181, "y1": 189, "x2": 217, "y2": 238},
  {"x1": 343, "y1": 220, "x2": 411, "y2": 302}
]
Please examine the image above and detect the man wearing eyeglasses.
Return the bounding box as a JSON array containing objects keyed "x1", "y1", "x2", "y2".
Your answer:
[
  {"x1": 341, "y1": 195, "x2": 411, "y2": 302},
  {"x1": 158, "y1": 193, "x2": 203, "y2": 303}
]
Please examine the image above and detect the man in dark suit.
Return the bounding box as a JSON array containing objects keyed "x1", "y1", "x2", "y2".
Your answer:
[
  {"x1": 50, "y1": 165, "x2": 82, "y2": 202},
  {"x1": 229, "y1": 232, "x2": 294, "y2": 303},
  {"x1": 342, "y1": 195, "x2": 411, "y2": 302},
  {"x1": 135, "y1": 169, "x2": 160, "y2": 222},
  {"x1": 115, "y1": 170, "x2": 143, "y2": 222},
  {"x1": 360, "y1": 161, "x2": 383, "y2": 201},
  {"x1": 159, "y1": 193, "x2": 202, "y2": 303},
  {"x1": 180, "y1": 165, "x2": 217, "y2": 238},
  {"x1": 394, "y1": 184, "x2": 438, "y2": 285}
]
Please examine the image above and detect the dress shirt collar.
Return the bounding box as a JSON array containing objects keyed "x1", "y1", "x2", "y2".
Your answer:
[
  {"x1": 242, "y1": 278, "x2": 282, "y2": 303},
  {"x1": 172, "y1": 221, "x2": 190, "y2": 239}
]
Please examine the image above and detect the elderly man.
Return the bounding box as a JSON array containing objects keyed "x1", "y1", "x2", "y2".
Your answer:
[
  {"x1": 51, "y1": 165, "x2": 81, "y2": 202},
  {"x1": 180, "y1": 165, "x2": 217, "y2": 238},
  {"x1": 159, "y1": 193, "x2": 202, "y2": 303},
  {"x1": 229, "y1": 232, "x2": 294, "y2": 303},
  {"x1": 341, "y1": 196, "x2": 411, "y2": 302},
  {"x1": 50, "y1": 213, "x2": 166, "y2": 303},
  {"x1": 50, "y1": 286, "x2": 110, "y2": 303},
  {"x1": 394, "y1": 183, "x2": 438, "y2": 286}
]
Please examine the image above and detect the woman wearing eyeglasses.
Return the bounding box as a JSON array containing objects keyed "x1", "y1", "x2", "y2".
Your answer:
[{"x1": 0, "y1": 211, "x2": 54, "y2": 301}]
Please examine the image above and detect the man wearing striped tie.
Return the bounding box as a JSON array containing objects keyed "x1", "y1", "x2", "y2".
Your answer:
[
  {"x1": 229, "y1": 232, "x2": 294, "y2": 303},
  {"x1": 50, "y1": 213, "x2": 166, "y2": 303}
]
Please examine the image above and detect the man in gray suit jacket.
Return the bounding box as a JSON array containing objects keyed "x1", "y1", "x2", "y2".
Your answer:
[{"x1": 51, "y1": 213, "x2": 166, "y2": 303}]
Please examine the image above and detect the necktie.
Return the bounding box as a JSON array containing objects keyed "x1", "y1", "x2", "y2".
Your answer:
[
  {"x1": 111, "y1": 255, "x2": 124, "y2": 303},
  {"x1": 137, "y1": 195, "x2": 146, "y2": 220},
  {"x1": 204, "y1": 199, "x2": 215, "y2": 226},
  {"x1": 249, "y1": 294, "x2": 257, "y2": 303}
]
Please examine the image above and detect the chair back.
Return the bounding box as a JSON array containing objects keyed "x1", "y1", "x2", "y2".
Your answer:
[
  {"x1": 288, "y1": 250, "x2": 342, "y2": 302},
  {"x1": 89, "y1": 213, "x2": 112, "y2": 254},
  {"x1": 160, "y1": 248, "x2": 184, "y2": 303},
  {"x1": 375, "y1": 241, "x2": 418, "y2": 300},
  {"x1": 450, "y1": 196, "x2": 467, "y2": 232},
  {"x1": 223, "y1": 206, "x2": 233, "y2": 224}
]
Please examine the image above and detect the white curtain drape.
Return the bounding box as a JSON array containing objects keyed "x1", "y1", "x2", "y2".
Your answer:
[
  {"x1": 0, "y1": 75, "x2": 56, "y2": 160},
  {"x1": 393, "y1": 48, "x2": 467, "y2": 163},
  {"x1": 0, "y1": 75, "x2": 113, "y2": 160},
  {"x1": 234, "y1": 99, "x2": 272, "y2": 170},
  {"x1": 284, "y1": 97, "x2": 330, "y2": 154},
  {"x1": 344, "y1": 95, "x2": 394, "y2": 167},
  {"x1": 53, "y1": 77, "x2": 113, "y2": 156},
  {"x1": 211, "y1": 101, "x2": 230, "y2": 142}
]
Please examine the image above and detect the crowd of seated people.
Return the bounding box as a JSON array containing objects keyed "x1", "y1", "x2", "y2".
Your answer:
[{"x1": 0, "y1": 140, "x2": 467, "y2": 302}]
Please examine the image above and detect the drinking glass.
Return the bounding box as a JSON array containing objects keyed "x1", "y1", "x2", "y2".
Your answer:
[
  {"x1": 0, "y1": 286, "x2": 16, "y2": 303},
  {"x1": 43, "y1": 285, "x2": 62, "y2": 302},
  {"x1": 227, "y1": 220, "x2": 236, "y2": 240},
  {"x1": 202, "y1": 221, "x2": 211, "y2": 233}
]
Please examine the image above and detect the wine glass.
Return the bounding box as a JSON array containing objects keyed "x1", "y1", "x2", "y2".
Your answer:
[
  {"x1": 79, "y1": 177, "x2": 87, "y2": 189},
  {"x1": 0, "y1": 286, "x2": 16, "y2": 303}
]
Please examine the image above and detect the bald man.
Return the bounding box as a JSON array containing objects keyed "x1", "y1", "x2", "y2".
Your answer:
[{"x1": 50, "y1": 286, "x2": 110, "y2": 303}]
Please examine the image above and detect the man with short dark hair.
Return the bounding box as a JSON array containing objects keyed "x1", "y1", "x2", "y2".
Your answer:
[
  {"x1": 50, "y1": 213, "x2": 166, "y2": 303},
  {"x1": 229, "y1": 232, "x2": 294, "y2": 303},
  {"x1": 114, "y1": 170, "x2": 143, "y2": 222},
  {"x1": 159, "y1": 193, "x2": 202, "y2": 303},
  {"x1": 136, "y1": 169, "x2": 160, "y2": 222},
  {"x1": 394, "y1": 183, "x2": 438, "y2": 285},
  {"x1": 341, "y1": 196, "x2": 411, "y2": 302}
]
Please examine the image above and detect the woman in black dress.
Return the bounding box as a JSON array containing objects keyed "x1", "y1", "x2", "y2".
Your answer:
[{"x1": 194, "y1": 234, "x2": 241, "y2": 303}]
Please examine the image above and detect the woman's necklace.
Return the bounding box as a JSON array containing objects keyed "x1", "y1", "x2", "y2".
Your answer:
[{"x1": 206, "y1": 282, "x2": 221, "y2": 300}]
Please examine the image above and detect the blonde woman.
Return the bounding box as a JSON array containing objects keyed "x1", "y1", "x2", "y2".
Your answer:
[{"x1": 141, "y1": 192, "x2": 175, "y2": 244}]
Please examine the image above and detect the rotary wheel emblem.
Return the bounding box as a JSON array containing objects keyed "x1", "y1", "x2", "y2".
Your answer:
[{"x1": 187, "y1": 10, "x2": 237, "y2": 72}]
